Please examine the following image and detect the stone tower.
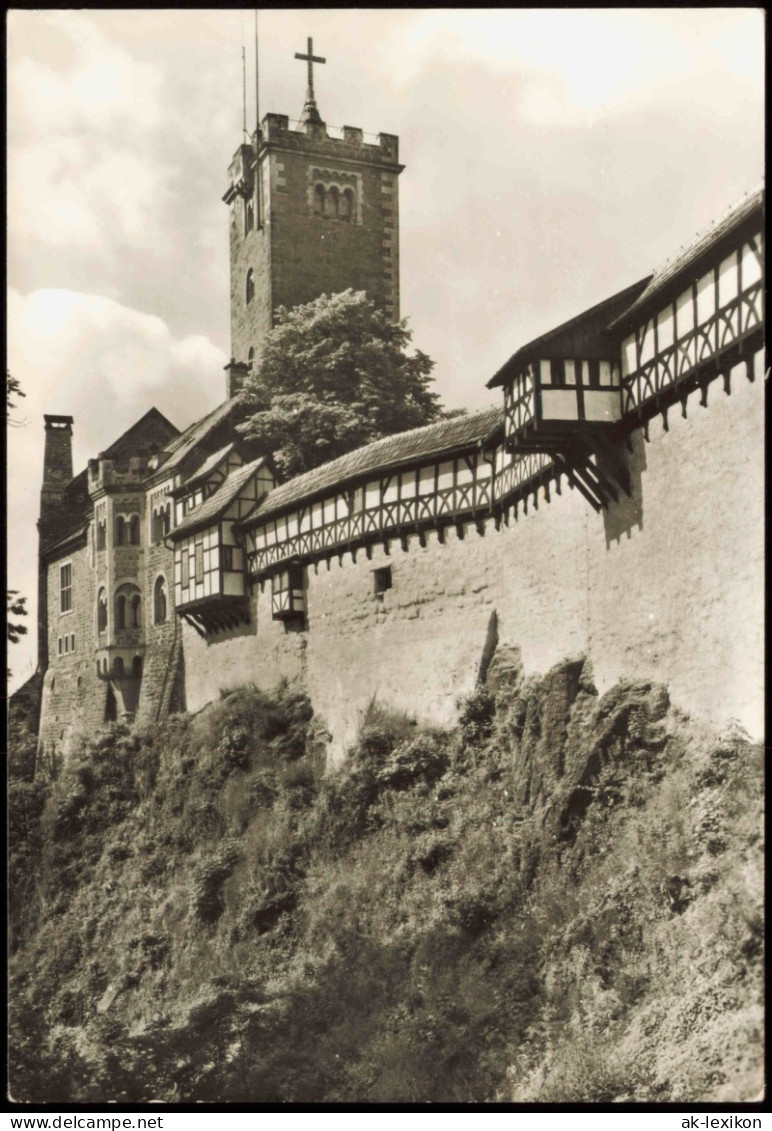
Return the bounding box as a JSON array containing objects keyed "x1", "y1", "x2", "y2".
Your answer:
[{"x1": 222, "y1": 38, "x2": 404, "y2": 398}]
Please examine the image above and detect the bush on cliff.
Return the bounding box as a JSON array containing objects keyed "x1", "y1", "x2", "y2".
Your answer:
[{"x1": 8, "y1": 665, "x2": 763, "y2": 1103}]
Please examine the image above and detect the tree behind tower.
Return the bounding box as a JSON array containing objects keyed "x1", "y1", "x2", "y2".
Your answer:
[{"x1": 237, "y1": 289, "x2": 443, "y2": 477}]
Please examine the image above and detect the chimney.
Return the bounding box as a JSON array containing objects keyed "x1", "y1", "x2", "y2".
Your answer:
[
  {"x1": 42, "y1": 415, "x2": 74, "y2": 490},
  {"x1": 225, "y1": 359, "x2": 250, "y2": 400},
  {"x1": 37, "y1": 415, "x2": 74, "y2": 672}
]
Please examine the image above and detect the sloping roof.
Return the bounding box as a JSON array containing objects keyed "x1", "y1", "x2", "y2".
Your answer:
[
  {"x1": 172, "y1": 443, "x2": 237, "y2": 496},
  {"x1": 487, "y1": 277, "x2": 650, "y2": 389},
  {"x1": 172, "y1": 456, "x2": 268, "y2": 538},
  {"x1": 156, "y1": 396, "x2": 245, "y2": 475},
  {"x1": 40, "y1": 521, "x2": 89, "y2": 561},
  {"x1": 609, "y1": 182, "x2": 764, "y2": 329},
  {"x1": 244, "y1": 406, "x2": 504, "y2": 524},
  {"x1": 101, "y1": 407, "x2": 179, "y2": 459}
]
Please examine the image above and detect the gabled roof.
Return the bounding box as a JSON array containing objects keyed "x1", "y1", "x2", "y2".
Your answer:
[
  {"x1": 174, "y1": 443, "x2": 238, "y2": 496},
  {"x1": 243, "y1": 406, "x2": 504, "y2": 525},
  {"x1": 609, "y1": 182, "x2": 764, "y2": 330},
  {"x1": 171, "y1": 456, "x2": 269, "y2": 539},
  {"x1": 101, "y1": 407, "x2": 179, "y2": 460},
  {"x1": 487, "y1": 278, "x2": 650, "y2": 389},
  {"x1": 155, "y1": 396, "x2": 245, "y2": 476}
]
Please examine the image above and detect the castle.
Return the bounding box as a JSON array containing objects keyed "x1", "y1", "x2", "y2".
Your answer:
[{"x1": 34, "y1": 45, "x2": 765, "y2": 763}]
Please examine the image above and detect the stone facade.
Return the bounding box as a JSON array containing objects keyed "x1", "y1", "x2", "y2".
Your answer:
[{"x1": 225, "y1": 114, "x2": 402, "y2": 384}]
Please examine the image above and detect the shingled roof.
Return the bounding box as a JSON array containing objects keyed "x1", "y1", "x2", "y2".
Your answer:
[
  {"x1": 156, "y1": 396, "x2": 245, "y2": 475},
  {"x1": 171, "y1": 456, "x2": 269, "y2": 539},
  {"x1": 243, "y1": 406, "x2": 504, "y2": 524},
  {"x1": 609, "y1": 182, "x2": 764, "y2": 329},
  {"x1": 487, "y1": 277, "x2": 650, "y2": 389}
]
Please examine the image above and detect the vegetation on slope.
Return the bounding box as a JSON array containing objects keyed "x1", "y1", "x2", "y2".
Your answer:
[{"x1": 9, "y1": 655, "x2": 763, "y2": 1103}]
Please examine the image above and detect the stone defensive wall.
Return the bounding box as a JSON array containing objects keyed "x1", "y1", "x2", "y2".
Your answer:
[{"x1": 181, "y1": 347, "x2": 763, "y2": 762}]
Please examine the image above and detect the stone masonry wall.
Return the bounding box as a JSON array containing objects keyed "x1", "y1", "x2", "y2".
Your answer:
[
  {"x1": 39, "y1": 543, "x2": 107, "y2": 757},
  {"x1": 179, "y1": 354, "x2": 763, "y2": 761},
  {"x1": 135, "y1": 537, "x2": 179, "y2": 727}
]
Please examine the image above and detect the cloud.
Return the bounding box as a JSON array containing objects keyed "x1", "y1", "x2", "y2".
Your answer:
[
  {"x1": 384, "y1": 9, "x2": 764, "y2": 128},
  {"x1": 7, "y1": 11, "x2": 174, "y2": 257},
  {"x1": 6, "y1": 286, "x2": 226, "y2": 692}
]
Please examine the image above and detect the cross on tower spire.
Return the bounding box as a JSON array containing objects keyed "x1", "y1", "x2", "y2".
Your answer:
[{"x1": 295, "y1": 36, "x2": 326, "y2": 126}]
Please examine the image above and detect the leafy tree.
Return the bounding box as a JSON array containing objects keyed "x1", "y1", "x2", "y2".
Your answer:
[
  {"x1": 8, "y1": 591, "x2": 28, "y2": 646},
  {"x1": 238, "y1": 290, "x2": 443, "y2": 477},
  {"x1": 7, "y1": 369, "x2": 26, "y2": 415},
  {"x1": 7, "y1": 373, "x2": 29, "y2": 674}
]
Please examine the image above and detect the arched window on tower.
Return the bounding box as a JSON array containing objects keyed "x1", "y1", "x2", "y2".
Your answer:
[
  {"x1": 313, "y1": 184, "x2": 325, "y2": 216},
  {"x1": 115, "y1": 515, "x2": 125, "y2": 546},
  {"x1": 340, "y1": 188, "x2": 353, "y2": 222},
  {"x1": 246, "y1": 268, "x2": 255, "y2": 304},
  {"x1": 113, "y1": 656, "x2": 124, "y2": 677},
  {"x1": 154, "y1": 575, "x2": 168, "y2": 624},
  {"x1": 248, "y1": 347, "x2": 255, "y2": 371},
  {"x1": 130, "y1": 593, "x2": 141, "y2": 628},
  {"x1": 96, "y1": 520, "x2": 106, "y2": 550},
  {"x1": 97, "y1": 589, "x2": 108, "y2": 633},
  {"x1": 116, "y1": 594, "x2": 127, "y2": 630},
  {"x1": 325, "y1": 186, "x2": 339, "y2": 219},
  {"x1": 245, "y1": 196, "x2": 254, "y2": 234},
  {"x1": 128, "y1": 515, "x2": 140, "y2": 545},
  {"x1": 132, "y1": 656, "x2": 143, "y2": 679}
]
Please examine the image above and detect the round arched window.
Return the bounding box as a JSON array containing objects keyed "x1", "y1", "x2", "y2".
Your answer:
[
  {"x1": 246, "y1": 268, "x2": 255, "y2": 304},
  {"x1": 97, "y1": 589, "x2": 108, "y2": 633},
  {"x1": 154, "y1": 575, "x2": 168, "y2": 625}
]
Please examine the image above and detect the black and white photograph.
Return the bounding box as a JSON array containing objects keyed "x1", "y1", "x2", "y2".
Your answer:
[{"x1": 7, "y1": 8, "x2": 764, "y2": 1108}]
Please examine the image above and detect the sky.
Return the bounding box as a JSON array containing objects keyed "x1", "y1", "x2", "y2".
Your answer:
[{"x1": 6, "y1": 8, "x2": 765, "y2": 691}]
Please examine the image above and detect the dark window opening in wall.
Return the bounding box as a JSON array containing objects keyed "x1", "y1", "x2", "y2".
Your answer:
[
  {"x1": 245, "y1": 196, "x2": 254, "y2": 234},
  {"x1": 113, "y1": 656, "x2": 124, "y2": 677},
  {"x1": 98, "y1": 589, "x2": 108, "y2": 633},
  {"x1": 105, "y1": 685, "x2": 117, "y2": 722},
  {"x1": 248, "y1": 347, "x2": 255, "y2": 370},
  {"x1": 325, "y1": 186, "x2": 339, "y2": 219},
  {"x1": 115, "y1": 516, "x2": 125, "y2": 545},
  {"x1": 128, "y1": 515, "x2": 141, "y2": 545},
  {"x1": 154, "y1": 575, "x2": 168, "y2": 624},
  {"x1": 163, "y1": 505, "x2": 171, "y2": 537},
  {"x1": 97, "y1": 520, "x2": 106, "y2": 550},
  {"x1": 60, "y1": 563, "x2": 72, "y2": 613},
  {"x1": 58, "y1": 638, "x2": 62, "y2": 656},
  {"x1": 588, "y1": 359, "x2": 600, "y2": 389},
  {"x1": 64, "y1": 636, "x2": 69, "y2": 653},
  {"x1": 550, "y1": 358, "x2": 566, "y2": 389},
  {"x1": 221, "y1": 546, "x2": 233, "y2": 571},
  {"x1": 130, "y1": 594, "x2": 141, "y2": 628},
  {"x1": 246, "y1": 268, "x2": 255, "y2": 304},
  {"x1": 132, "y1": 656, "x2": 143, "y2": 679},
  {"x1": 116, "y1": 595, "x2": 127, "y2": 630},
  {"x1": 373, "y1": 565, "x2": 392, "y2": 596},
  {"x1": 340, "y1": 188, "x2": 353, "y2": 222},
  {"x1": 70, "y1": 633, "x2": 75, "y2": 652},
  {"x1": 313, "y1": 184, "x2": 325, "y2": 216}
]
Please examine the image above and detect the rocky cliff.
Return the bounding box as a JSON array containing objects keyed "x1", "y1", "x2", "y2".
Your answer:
[{"x1": 9, "y1": 652, "x2": 763, "y2": 1103}]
